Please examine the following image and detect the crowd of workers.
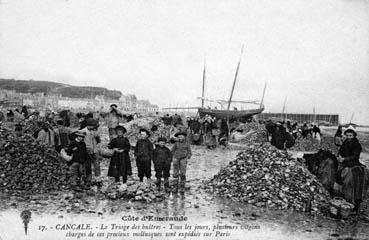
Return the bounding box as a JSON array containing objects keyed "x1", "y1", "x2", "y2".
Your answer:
[{"x1": 0, "y1": 104, "x2": 364, "y2": 204}]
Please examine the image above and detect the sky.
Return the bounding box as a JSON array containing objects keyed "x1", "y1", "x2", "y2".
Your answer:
[{"x1": 0, "y1": 0, "x2": 368, "y2": 124}]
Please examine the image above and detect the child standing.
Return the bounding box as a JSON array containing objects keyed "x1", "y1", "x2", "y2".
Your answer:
[
  {"x1": 135, "y1": 129, "x2": 153, "y2": 183},
  {"x1": 171, "y1": 132, "x2": 192, "y2": 193},
  {"x1": 66, "y1": 131, "x2": 88, "y2": 190},
  {"x1": 153, "y1": 137, "x2": 172, "y2": 191},
  {"x1": 107, "y1": 125, "x2": 132, "y2": 187}
]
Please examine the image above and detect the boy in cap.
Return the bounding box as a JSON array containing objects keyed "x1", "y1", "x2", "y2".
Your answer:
[
  {"x1": 153, "y1": 137, "x2": 172, "y2": 191},
  {"x1": 66, "y1": 131, "x2": 88, "y2": 190},
  {"x1": 134, "y1": 129, "x2": 153, "y2": 183},
  {"x1": 82, "y1": 118, "x2": 102, "y2": 187},
  {"x1": 171, "y1": 132, "x2": 191, "y2": 193},
  {"x1": 108, "y1": 125, "x2": 132, "y2": 187}
]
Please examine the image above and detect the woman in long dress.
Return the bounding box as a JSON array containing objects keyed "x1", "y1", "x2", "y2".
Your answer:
[{"x1": 107, "y1": 125, "x2": 132, "y2": 185}]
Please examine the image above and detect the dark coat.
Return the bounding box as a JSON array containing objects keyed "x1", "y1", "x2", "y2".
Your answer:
[
  {"x1": 107, "y1": 136, "x2": 132, "y2": 177},
  {"x1": 135, "y1": 138, "x2": 153, "y2": 162},
  {"x1": 162, "y1": 116, "x2": 173, "y2": 126},
  {"x1": 313, "y1": 125, "x2": 321, "y2": 134},
  {"x1": 339, "y1": 138, "x2": 362, "y2": 168},
  {"x1": 190, "y1": 120, "x2": 201, "y2": 133},
  {"x1": 153, "y1": 145, "x2": 172, "y2": 166},
  {"x1": 269, "y1": 125, "x2": 295, "y2": 150},
  {"x1": 202, "y1": 121, "x2": 214, "y2": 133},
  {"x1": 66, "y1": 140, "x2": 87, "y2": 165}
]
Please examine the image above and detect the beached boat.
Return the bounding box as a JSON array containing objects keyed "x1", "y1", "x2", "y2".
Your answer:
[
  {"x1": 162, "y1": 47, "x2": 266, "y2": 122},
  {"x1": 198, "y1": 106, "x2": 264, "y2": 120}
]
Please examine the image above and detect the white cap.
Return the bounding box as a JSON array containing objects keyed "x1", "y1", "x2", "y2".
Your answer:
[{"x1": 346, "y1": 125, "x2": 356, "y2": 133}]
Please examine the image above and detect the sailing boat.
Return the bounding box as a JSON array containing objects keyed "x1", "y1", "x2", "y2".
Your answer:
[
  {"x1": 162, "y1": 48, "x2": 265, "y2": 121},
  {"x1": 197, "y1": 102, "x2": 264, "y2": 120},
  {"x1": 197, "y1": 48, "x2": 265, "y2": 121}
]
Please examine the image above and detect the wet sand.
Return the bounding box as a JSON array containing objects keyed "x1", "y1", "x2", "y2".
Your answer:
[{"x1": 1, "y1": 144, "x2": 369, "y2": 240}]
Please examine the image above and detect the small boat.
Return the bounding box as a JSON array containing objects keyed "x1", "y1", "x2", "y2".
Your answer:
[{"x1": 198, "y1": 107, "x2": 264, "y2": 120}]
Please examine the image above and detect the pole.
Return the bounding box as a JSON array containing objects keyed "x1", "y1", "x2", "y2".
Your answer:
[
  {"x1": 201, "y1": 58, "x2": 206, "y2": 108},
  {"x1": 350, "y1": 113, "x2": 354, "y2": 124},
  {"x1": 282, "y1": 96, "x2": 287, "y2": 121},
  {"x1": 226, "y1": 45, "x2": 244, "y2": 135},
  {"x1": 259, "y1": 82, "x2": 267, "y2": 109}
]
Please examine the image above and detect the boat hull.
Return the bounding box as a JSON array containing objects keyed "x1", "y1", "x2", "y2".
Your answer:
[{"x1": 198, "y1": 107, "x2": 264, "y2": 121}]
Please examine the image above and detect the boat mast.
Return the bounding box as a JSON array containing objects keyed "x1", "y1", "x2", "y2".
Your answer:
[
  {"x1": 226, "y1": 45, "x2": 244, "y2": 130},
  {"x1": 281, "y1": 96, "x2": 287, "y2": 121},
  {"x1": 201, "y1": 58, "x2": 206, "y2": 108},
  {"x1": 259, "y1": 82, "x2": 267, "y2": 109},
  {"x1": 349, "y1": 112, "x2": 354, "y2": 124}
]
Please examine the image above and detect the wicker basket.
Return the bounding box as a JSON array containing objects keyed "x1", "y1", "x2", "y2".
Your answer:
[
  {"x1": 192, "y1": 133, "x2": 201, "y2": 141},
  {"x1": 212, "y1": 129, "x2": 221, "y2": 136},
  {"x1": 99, "y1": 148, "x2": 114, "y2": 158},
  {"x1": 329, "y1": 197, "x2": 354, "y2": 219},
  {"x1": 60, "y1": 149, "x2": 73, "y2": 162}
]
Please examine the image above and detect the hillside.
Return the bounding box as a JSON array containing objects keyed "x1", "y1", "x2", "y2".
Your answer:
[{"x1": 0, "y1": 79, "x2": 122, "y2": 100}]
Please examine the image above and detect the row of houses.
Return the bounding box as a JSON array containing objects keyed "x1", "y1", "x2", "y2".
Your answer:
[{"x1": 0, "y1": 89, "x2": 159, "y2": 113}]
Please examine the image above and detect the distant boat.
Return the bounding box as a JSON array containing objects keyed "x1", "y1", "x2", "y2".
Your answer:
[
  {"x1": 341, "y1": 123, "x2": 358, "y2": 128},
  {"x1": 198, "y1": 106, "x2": 264, "y2": 120}
]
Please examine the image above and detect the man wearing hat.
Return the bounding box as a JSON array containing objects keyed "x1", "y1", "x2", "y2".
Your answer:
[
  {"x1": 153, "y1": 137, "x2": 172, "y2": 191},
  {"x1": 171, "y1": 132, "x2": 192, "y2": 193},
  {"x1": 107, "y1": 104, "x2": 122, "y2": 141},
  {"x1": 135, "y1": 128, "x2": 153, "y2": 183},
  {"x1": 82, "y1": 118, "x2": 102, "y2": 187},
  {"x1": 336, "y1": 125, "x2": 364, "y2": 212},
  {"x1": 66, "y1": 130, "x2": 88, "y2": 189}
]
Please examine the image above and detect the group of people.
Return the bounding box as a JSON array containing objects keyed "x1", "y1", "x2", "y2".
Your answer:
[
  {"x1": 65, "y1": 123, "x2": 191, "y2": 193},
  {"x1": 161, "y1": 113, "x2": 229, "y2": 149},
  {"x1": 265, "y1": 120, "x2": 324, "y2": 150},
  {"x1": 7, "y1": 104, "x2": 193, "y2": 193},
  {"x1": 2, "y1": 103, "x2": 366, "y2": 204}
]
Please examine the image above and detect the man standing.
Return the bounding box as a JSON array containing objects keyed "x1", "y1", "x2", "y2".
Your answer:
[
  {"x1": 135, "y1": 129, "x2": 153, "y2": 183},
  {"x1": 54, "y1": 118, "x2": 71, "y2": 153},
  {"x1": 82, "y1": 118, "x2": 102, "y2": 187},
  {"x1": 107, "y1": 104, "x2": 122, "y2": 140},
  {"x1": 171, "y1": 132, "x2": 192, "y2": 193}
]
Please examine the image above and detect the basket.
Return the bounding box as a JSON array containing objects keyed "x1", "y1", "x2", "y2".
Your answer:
[
  {"x1": 212, "y1": 129, "x2": 221, "y2": 136},
  {"x1": 329, "y1": 197, "x2": 354, "y2": 219},
  {"x1": 60, "y1": 149, "x2": 73, "y2": 162},
  {"x1": 193, "y1": 133, "x2": 200, "y2": 141},
  {"x1": 100, "y1": 148, "x2": 114, "y2": 158}
]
